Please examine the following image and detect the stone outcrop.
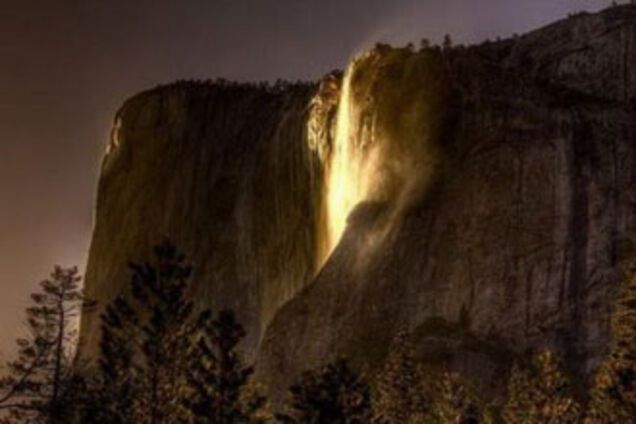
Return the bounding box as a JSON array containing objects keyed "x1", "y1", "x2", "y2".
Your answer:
[{"x1": 81, "y1": 5, "x2": 636, "y2": 399}]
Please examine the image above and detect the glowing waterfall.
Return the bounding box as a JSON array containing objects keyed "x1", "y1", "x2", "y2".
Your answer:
[
  {"x1": 323, "y1": 63, "x2": 379, "y2": 258},
  {"x1": 327, "y1": 69, "x2": 356, "y2": 252},
  {"x1": 311, "y1": 46, "x2": 443, "y2": 268}
]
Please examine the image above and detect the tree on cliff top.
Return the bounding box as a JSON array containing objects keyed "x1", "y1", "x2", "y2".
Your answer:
[
  {"x1": 276, "y1": 359, "x2": 372, "y2": 424},
  {"x1": 443, "y1": 34, "x2": 453, "y2": 51},
  {"x1": 0, "y1": 266, "x2": 93, "y2": 423}
]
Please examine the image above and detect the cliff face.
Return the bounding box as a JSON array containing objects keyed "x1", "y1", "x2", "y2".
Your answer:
[
  {"x1": 82, "y1": 6, "x2": 636, "y2": 397},
  {"x1": 257, "y1": 6, "x2": 636, "y2": 398},
  {"x1": 81, "y1": 82, "x2": 323, "y2": 359}
]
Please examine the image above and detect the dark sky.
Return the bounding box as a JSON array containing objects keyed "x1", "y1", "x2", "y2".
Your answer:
[{"x1": 0, "y1": 0, "x2": 609, "y2": 356}]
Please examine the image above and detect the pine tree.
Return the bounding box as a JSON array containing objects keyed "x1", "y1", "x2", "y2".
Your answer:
[
  {"x1": 586, "y1": 260, "x2": 636, "y2": 423},
  {"x1": 0, "y1": 266, "x2": 93, "y2": 423},
  {"x1": 86, "y1": 296, "x2": 140, "y2": 423},
  {"x1": 185, "y1": 309, "x2": 266, "y2": 423},
  {"x1": 501, "y1": 363, "x2": 534, "y2": 423},
  {"x1": 502, "y1": 350, "x2": 581, "y2": 424},
  {"x1": 89, "y1": 240, "x2": 197, "y2": 423},
  {"x1": 276, "y1": 359, "x2": 372, "y2": 424},
  {"x1": 443, "y1": 34, "x2": 453, "y2": 51},
  {"x1": 373, "y1": 331, "x2": 428, "y2": 423},
  {"x1": 83, "y1": 240, "x2": 269, "y2": 423},
  {"x1": 425, "y1": 372, "x2": 485, "y2": 424}
]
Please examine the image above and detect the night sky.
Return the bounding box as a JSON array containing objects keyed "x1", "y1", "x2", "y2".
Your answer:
[{"x1": 0, "y1": 0, "x2": 609, "y2": 356}]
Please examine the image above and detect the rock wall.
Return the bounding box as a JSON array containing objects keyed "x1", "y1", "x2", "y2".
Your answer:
[
  {"x1": 80, "y1": 81, "x2": 322, "y2": 360},
  {"x1": 81, "y1": 5, "x2": 636, "y2": 398},
  {"x1": 256, "y1": 6, "x2": 636, "y2": 398}
]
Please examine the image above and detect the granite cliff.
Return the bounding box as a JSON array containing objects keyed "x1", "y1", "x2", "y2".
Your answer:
[
  {"x1": 80, "y1": 6, "x2": 636, "y2": 398},
  {"x1": 81, "y1": 80, "x2": 321, "y2": 359}
]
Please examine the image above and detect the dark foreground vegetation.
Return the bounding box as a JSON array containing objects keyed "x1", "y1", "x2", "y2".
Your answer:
[{"x1": 0, "y1": 241, "x2": 633, "y2": 423}]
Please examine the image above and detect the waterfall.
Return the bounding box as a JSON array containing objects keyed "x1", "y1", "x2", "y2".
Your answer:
[
  {"x1": 310, "y1": 47, "x2": 444, "y2": 269},
  {"x1": 311, "y1": 56, "x2": 385, "y2": 265},
  {"x1": 325, "y1": 65, "x2": 372, "y2": 256}
]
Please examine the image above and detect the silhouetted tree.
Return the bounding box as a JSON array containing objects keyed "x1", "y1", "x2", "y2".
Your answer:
[
  {"x1": 185, "y1": 309, "x2": 266, "y2": 423},
  {"x1": 82, "y1": 240, "x2": 268, "y2": 423},
  {"x1": 443, "y1": 34, "x2": 453, "y2": 51},
  {"x1": 88, "y1": 240, "x2": 197, "y2": 423},
  {"x1": 0, "y1": 266, "x2": 93, "y2": 423},
  {"x1": 85, "y1": 296, "x2": 140, "y2": 423},
  {"x1": 276, "y1": 359, "x2": 372, "y2": 424}
]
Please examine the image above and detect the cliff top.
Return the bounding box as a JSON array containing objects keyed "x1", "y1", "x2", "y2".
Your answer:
[{"x1": 115, "y1": 4, "x2": 636, "y2": 126}]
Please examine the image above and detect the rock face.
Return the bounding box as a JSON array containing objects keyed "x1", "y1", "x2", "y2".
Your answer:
[
  {"x1": 80, "y1": 81, "x2": 323, "y2": 359},
  {"x1": 81, "y1": 5, "x2": 636, "y2": 398}
]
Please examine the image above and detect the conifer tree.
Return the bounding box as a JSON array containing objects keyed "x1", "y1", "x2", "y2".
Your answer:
[
  {"x1": 86, "y1": 296, "x2": 140, "y2": 423},
  {"x1": 0, "y1": 266, "x2": 93, "y2": 423},
  {"x1": 185, "y1": 309, "x2": 266, "y2": 423},
  {"x1": 502, "y1": 350, "x2": 581, "y2": 424},
  {"x1": 91, "y1": 240, "x2": 197, "y2": 423},
  {"x1": 586, "y1": 260, "x2": 636, "y2": 423},
  {"x1": 373, "y1": 331, "x2": 428, "y2": 423},
  {"x1": 425, "y1": 372, "x2": 485, "y2": 424},
  {"x1": 277, "y1": 359, "x2": 372, "y2": 424},
  {"x1": 443, "y1": 34, "x2": 453, "y2": 50}
]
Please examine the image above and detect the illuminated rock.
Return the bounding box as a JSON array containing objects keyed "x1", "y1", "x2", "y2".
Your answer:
[{"x1": 80, "y1": 81, "x2": 323, "y2": 361}]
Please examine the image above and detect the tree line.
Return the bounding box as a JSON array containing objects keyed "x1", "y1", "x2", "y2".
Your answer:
[{"x1": 0, "y1": 240, "x2": 632, "y2": 423}]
